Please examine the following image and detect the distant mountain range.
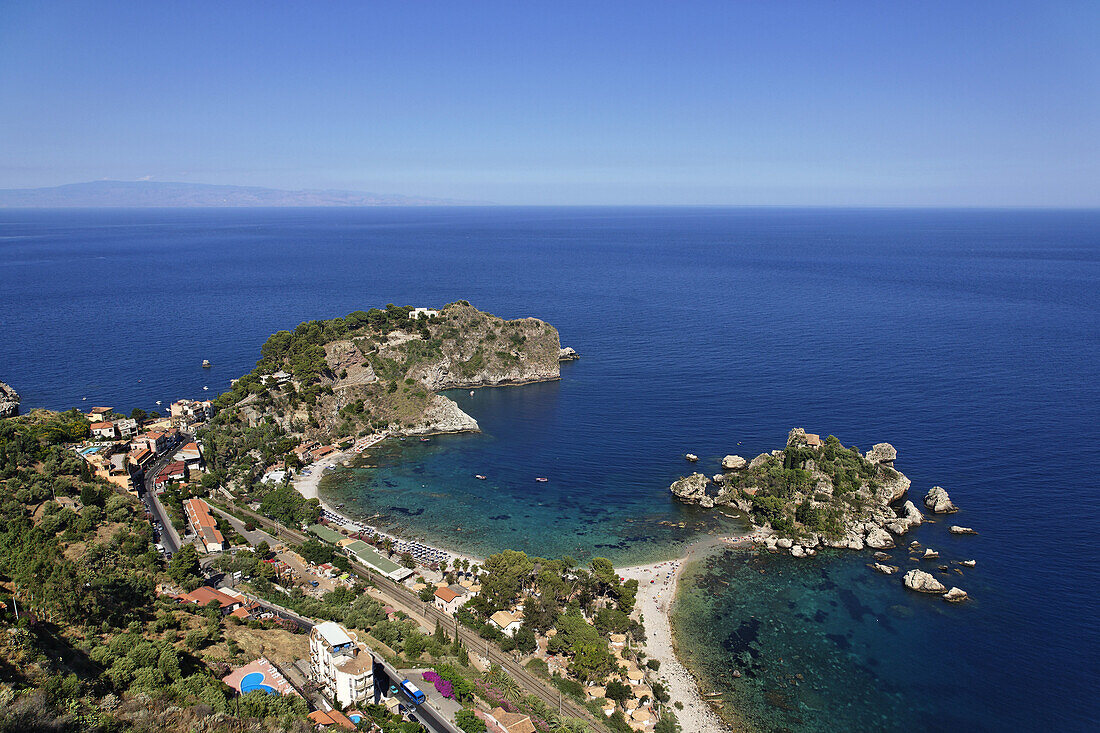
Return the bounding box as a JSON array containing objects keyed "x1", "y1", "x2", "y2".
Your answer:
[{"x1": 0, "y1": 180, "x2": 482, "y2": 207}]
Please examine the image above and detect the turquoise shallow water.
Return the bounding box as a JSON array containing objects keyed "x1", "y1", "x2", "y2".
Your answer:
[{"x1": 322, "y1": 386, "x2": 746, "y2": 566}]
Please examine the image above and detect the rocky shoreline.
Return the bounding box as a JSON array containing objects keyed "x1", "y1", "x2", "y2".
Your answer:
[
  {"x1": 0, "y1": 380, "x2": 19, "y2": 419},
  {"x1": 670, "y1": 428, "x2": 976, "y2": 602}
]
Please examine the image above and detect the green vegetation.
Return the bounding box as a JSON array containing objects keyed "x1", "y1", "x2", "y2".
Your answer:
[
  {"x1": 718, "y1": 433, "x2": 893, "y2": 539},
  {"x1": 0, "y1": 411, "x2": 320, "y2": 732}
]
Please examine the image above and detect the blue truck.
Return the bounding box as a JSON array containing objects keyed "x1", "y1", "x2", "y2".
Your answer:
[{"x1": 399, "y1": 679, "x2": 426, "y2": 705}]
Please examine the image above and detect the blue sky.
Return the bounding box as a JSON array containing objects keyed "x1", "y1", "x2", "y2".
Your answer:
[{"x1": 1, "y1": 1, "x2": 1097, "y2": 205}]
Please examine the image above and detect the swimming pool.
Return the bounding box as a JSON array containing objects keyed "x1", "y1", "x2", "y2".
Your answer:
[{"x1": 239, "y1": 671, "x2": 276, "y2": 695}]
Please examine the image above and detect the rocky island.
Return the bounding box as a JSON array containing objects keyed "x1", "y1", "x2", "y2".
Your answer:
[{"x1": 671, "y1": 428, "x2": 935, "y2": 555}]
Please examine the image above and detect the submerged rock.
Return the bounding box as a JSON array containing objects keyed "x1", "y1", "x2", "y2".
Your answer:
[
  {"x1": 721, "y1": 454, "x2": 747, "y2": 471},
  {"x1": 903, "y1": 569, "x2": 946, "y2": 593},
  {"x1": 865, "y1": 527, "x2": 895, "y2": 549},
  {"x1": 924, "y1": 486, "x2": 958, "y2": 514},
  {"x1": 873, "y1": 551, "x2": 892, "y2": 561},
  {"x1": 949, "y1": 525, "x2": 978, "y2": 535},
  {"x1": 943, "y1": 587, "x2": 969, "y2": 603}
]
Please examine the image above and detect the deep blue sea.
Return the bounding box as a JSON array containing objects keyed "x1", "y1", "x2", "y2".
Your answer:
[{"x1": 1, "y1": 207, "x2": 1098, "y2": 730}]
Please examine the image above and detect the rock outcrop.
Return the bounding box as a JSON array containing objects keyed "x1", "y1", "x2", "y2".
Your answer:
[
  {"x1": 949, "y1": 525, "x2": 977, "y2": 535},
  {"x1": 865, "y1": 443, "x2": 898, "y2": 465},
  {"x1": 922, "y1": 548, "x2": 940, "y2": 560},
  {"x1": 901, "y1": 500, "x2": 923, "y2": 526},
  {"x1": 402, "y1": 394, "x2": 480, "y2": 435},
  {"x1": 865, "y1": 527, "x2": 895, "y2": 549},
  {"x1": 721, "y1": 454, "x2": 747, "y2": 471},
  {"x1": 669, "y1": 473, "x2": 712, "y2": 507},
  {"x1": 959, "y1": 560, "x2": 977, "y2": 568},
  {"x1": 903, "y1": 569, "x2": 946, "y2": 593},
  {"x1": 558, "y1": 346, "x2": 579, "y2": 361},
  {"x1": 870, "y1": 563, "x2": 898, "y2": 575},
  {"x1": 924, "y1": 486, "x2": 958, "y2": 514},
  {"x1": 0, "y1": 381, "x2": 19, "y2": 419},
  {"x1": 684, "y1": 454, "x2": 699, "y2": 462},
  {"x1": 943, "y1": 587, "x2": 969, "y2": 603}
]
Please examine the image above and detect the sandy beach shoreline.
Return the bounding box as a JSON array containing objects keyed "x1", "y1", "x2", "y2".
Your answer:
[{"x1": 620, "y1": 530, "x2": 764, "y2": 733}]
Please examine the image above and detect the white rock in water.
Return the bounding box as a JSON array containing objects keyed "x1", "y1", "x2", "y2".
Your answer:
[
  {"x1": 776, "y1": 538, "x2": 793, "y2": 550},
  {"x1": 865, "y1": 527, "x2": 895, "y2": 549},
  {"x1": 765, "y1": 537, "x2": 778, "y2": 550},
  {"x1": 959, "y1": 560, "x2": 977, "y2": 567},
  {"x1": 901, "y1": 500, "x2": 923, "y2": 526},
  {"x1": 943, "y1": 587, "x2": 969, "y2": 603},
  {"x1": 949, "y1": 525, "x2": 978, "y2": 535},
  {"x1": 924, "y1": 486, "x2": 958, "y2": 514},
  {"x1": 870, "y1": 563, "x2": 898, "y2": 575},
  {"x1": 903, "y1": 569, "x2": 946, "y2": 593},
  {"x1": 685, "y1": 453, "x2": 699, "y2": 462},
  {"x1": 721, "y1": 454, "x2": 747, "y2": 471},
  {"x1": 885, "y1": 519, "x2": 911, "y2": 536},
  {"x1": 846, "y1": 532, "x2": 865, "y2": 550},
  {"x1": 790, "y1": 544, "x2": 806, "y2": 557},
  {"x1": 804, "y1": 546, "x2": 815, "y2": 555},
  {"x1": 923, "y1": 548, "x2": 940, "y2": 559}
]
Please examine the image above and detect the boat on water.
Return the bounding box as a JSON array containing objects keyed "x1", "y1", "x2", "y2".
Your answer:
[
  {"x1": 202, "y1": 359, "x2": 211, "y2": 368},
  {"x1": 420, "y1": 438, "x2": 430, "y2": 442},
  {"x1": 203, "y1": 386, "x2": 209, "y2": 391},
  {"x1": 535, "y1": 477, "x2": 549, "y2": 482},
  {"x1": 475, "y1": 474, "x2": 487, "y2": 480},
  {"x1": 469, "y1": 390, "x2": 475, "y2": 396}
]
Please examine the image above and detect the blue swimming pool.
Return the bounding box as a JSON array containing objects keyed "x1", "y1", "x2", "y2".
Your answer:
[{"x1": 239, "y1": 672, "x2": 276, "y2": 695}]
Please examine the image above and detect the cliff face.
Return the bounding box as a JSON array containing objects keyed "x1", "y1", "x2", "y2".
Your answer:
[{"x1": 0, "y1": 381, "x2": 19, "y2": 418}]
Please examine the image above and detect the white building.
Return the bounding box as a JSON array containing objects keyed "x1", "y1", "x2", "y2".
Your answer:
[
  {"x1": 489, "y1": 610, "x2": 523, "y2": 637},
  {"x1": 309, "y1": 621, "x2": 375, "y2": 707},
  {"x1": 409, "y1": 307, "x2": 439, "y2": 320}
]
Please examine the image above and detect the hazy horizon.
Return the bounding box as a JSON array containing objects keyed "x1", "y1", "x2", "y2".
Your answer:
[{"x1": 2, "y1": 1, "x2": 1098, "y2": 206}]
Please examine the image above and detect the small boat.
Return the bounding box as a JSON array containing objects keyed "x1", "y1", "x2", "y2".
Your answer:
[
  {"x1": 475, "y1": 475, "x2": 487, "y2": 480},
  {"x1": 469, "y1": 390, "x2": 475, "y2": 396},
  {"x1": 155, "y1": 400, "x2": 162, "y2": 405},
  {"x1": 420, "y1": 438, "x2": 430, "y2": 442},
  {"x1": 203, "y1": 386, "x2": 209, "y2": 391},
  {"x1": 535, "y1": 477, "x2": 549, "y2": 483},
  {"x1": 202, "y1": 360, "x2": 211, "y2": 368}
]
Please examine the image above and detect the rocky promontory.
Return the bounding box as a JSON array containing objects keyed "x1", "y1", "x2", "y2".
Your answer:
[
  {"x1": 203, "y1": 303, "x2": 567, "y2": 482},
  {"x1": 0, "y1": 381, "x2": 18, "y2": 419}
]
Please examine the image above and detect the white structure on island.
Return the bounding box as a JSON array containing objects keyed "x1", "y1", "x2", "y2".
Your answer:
[
  {"x1": 309, "y1": 621, "x2": 375, "y2": 707},
  {"x1": 409, "y1": 307, "x2": 439, "y2": 320}
]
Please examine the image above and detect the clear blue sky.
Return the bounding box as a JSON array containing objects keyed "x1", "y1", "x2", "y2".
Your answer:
[{"x1": 1, "y1": 1, "x2": 1097, "y2": 205}]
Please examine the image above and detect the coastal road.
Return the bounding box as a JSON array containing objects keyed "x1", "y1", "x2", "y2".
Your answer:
[
  {"x1": 137, "y1": 446, "x2": 186, "y2": 553},
  {"x1": 224, "y1": 502, "x2": 604, "y2": 731}
]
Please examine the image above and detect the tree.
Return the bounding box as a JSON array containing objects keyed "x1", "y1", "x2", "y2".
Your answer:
[
  {"x1": 455, "y1": 710, "x2": 486, "y2": 733},
  {"x1": 480, "y1": 549, "x2": 534, "y2": 610},
  {"x1": 167, "y1": 544, "x2": 200, "y2": 584},
  {"x1": 605, "y1": 680, "x2": 633, "y2": 707},
  {"x1": 514, "y1": 624, "x2": 537, "y2": 654}
]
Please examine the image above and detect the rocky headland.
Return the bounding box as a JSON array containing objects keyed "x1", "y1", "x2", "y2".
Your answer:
[
  {"x1": 0, "y1": 381, "x2": 19, "y2": 418},
  {"x1": 202, "y1": 303, "x2": 571, "y2": 485}
]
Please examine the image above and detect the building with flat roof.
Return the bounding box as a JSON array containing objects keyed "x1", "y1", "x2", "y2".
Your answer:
[
  {"x1": 309, "y1": 621, "x2": 375, "y2": 708},
  {"x1": 183, "y1": 497, "x2": 226, "y2": 552}
]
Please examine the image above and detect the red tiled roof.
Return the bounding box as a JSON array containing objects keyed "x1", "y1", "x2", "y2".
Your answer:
[
  {"x1": 179, "y1": 586, "x2": 238, "y2": 608},
  {"x1": 434, "y1": 586, "x2": 459, "y2": 603},
  {"x1": 90, "y1": 421, "x2": 113, "y2": 430}
]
